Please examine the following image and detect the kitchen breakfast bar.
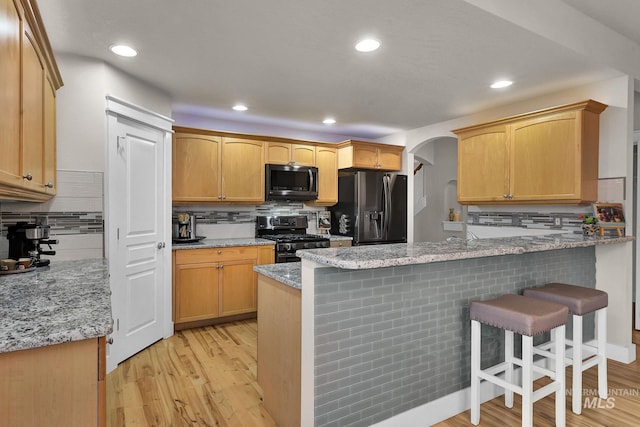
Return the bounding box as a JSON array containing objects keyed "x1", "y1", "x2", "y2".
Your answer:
[{"x1": 255, "y1": 234, "x2": 633, "y2": 427}]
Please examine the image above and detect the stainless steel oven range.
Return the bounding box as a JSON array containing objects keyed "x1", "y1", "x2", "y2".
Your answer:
[{"x1": 256, "y1": 215, "x2": 330, "y2": 263}]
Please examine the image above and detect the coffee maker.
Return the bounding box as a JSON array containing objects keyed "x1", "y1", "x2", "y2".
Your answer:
[{"x1": 7, "y1": 222, "x2": 58, "y2": 267}]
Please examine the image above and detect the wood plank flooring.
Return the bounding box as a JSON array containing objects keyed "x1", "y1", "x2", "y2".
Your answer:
[
  {"x1": 108, "y1": 321, "x2": 640, "y2": 427},
  {"x1": 435, "y1": 329, "x2": 640, "y2": 427},
  {"x1": 107, "y1": 320, "x2": 277, "y2": 427}
]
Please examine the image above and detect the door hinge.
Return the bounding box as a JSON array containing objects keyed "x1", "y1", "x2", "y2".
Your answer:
[
  {"x1": 117, "y1": 228, "x2": 120, "y2": 240},
  {"x1": 117, "y1": 318, "x2": 120, "y2": 331}
]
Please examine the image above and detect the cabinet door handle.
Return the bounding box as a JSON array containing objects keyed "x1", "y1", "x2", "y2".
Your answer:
[
  {"x1": 503, "y1": 194, "x2": 508, "y2": 198},
  {"x1": 508, "y1": 194, "x2": 513, "y2": 199},
  {"x1": 217, "y1": 250, "x2": 222, "y2": 254},
  {"x1": 23, "y1": 173, "x2": 33, "y2": 181},
  {"x1": 157, "y1": 242, "x2": 165, "y2": 249},
  {"x1": 44, "y1": 182, "x2": 54, "y2": 188},
  {"x1": 107, "y1": 337, "x2": 114, "y2": 345}
]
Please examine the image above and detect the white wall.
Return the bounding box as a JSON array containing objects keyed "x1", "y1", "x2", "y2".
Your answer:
[{"x1": 55, "y1": 53, "x2": 172, "y2": 172}]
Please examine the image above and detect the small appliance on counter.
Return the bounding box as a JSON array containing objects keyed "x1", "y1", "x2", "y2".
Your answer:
[
  {"x1": 256, "y1": 215, "x2": 330, "y2": 263},
  {"x1": 7, "y1": 222, "x2": 58, "y2": 267},
  {"x1": 172, "y1": 212, "x2": 205, "y2": 244}
]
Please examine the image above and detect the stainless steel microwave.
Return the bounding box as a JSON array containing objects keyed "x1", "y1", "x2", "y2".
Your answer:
[{"x1": 265, "y1": 164, "x2": 318, "y2": 201}]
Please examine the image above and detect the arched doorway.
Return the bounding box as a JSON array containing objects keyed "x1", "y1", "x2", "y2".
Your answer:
[{"x1": 412, "y1": 136, "x2": 465, "y2": 242}]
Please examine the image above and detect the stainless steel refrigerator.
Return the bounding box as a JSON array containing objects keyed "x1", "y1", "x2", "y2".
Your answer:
[{"x1": 329, "y1": 171, "x2": 407, "y2": 245}]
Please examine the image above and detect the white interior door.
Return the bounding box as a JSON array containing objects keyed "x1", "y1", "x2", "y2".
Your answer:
[{"x1": 106, "y1": 96, "x2": 173, "y2": 371}]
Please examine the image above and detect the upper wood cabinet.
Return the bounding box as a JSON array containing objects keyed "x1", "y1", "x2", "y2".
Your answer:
[
  {"x1": 172, "y1": 128, "x2": 264, "y2": 204},
  {"x1": 308, "y1": 145, "x2": 338, "y2": 206},
  {"x1": 172, "y1": 132, "x2": 221, "y2": 203},
  {"x1": 338, "y1": 140, "x2": 404, "y2": 171},
  {"x1": 221, "y1": 137, "x2": 264, "y2": 202},
  {"x1": 265, "y1": 142, "x2": 315, "y2": 166},
  {"x1": 453, "y1": 100, "x2": 607, "y2": 205},
  {"x1": 0, "y1": 0, "x2": 62, "y2": 202}
]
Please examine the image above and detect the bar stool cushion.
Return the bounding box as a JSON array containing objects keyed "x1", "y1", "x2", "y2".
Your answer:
[
  {"x1": 470, "y1": 294, "x2": 568, "y2": 336},
  {"x1": 523, "y1": 283, "x2": 608, "y2": 315}
]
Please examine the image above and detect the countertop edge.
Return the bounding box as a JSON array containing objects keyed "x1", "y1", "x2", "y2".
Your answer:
[{"x1": 297, "y1": 235, "x2": 634, "y2": 270}]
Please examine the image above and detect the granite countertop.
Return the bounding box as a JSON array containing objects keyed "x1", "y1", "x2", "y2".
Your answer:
[
  {"x1": 296, "y1": 234, "x2": 634, "y2": 270},
  {"x1": 0, "y1": 258, "x2": 113, "y2": 354},
  {"x1": 172, "y1": 237, "x2": 275, "y2": 250},
  {"x1": 254, "y1": 263, "x2": 301, "y2": 289}
]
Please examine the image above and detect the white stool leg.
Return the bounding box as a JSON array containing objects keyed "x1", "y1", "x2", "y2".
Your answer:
[
  {"x1": 554, "y1": 325, "x2": 566, "y2": 427},
  {"x1": 505, "y1": 330, "x2": 514, "y2": 408},
  {"x1": 522, "y1": 335, "x2": 533, "y2": 427},
  {"x1": 597, "y1": 307, "x2": 608, "y2": 399},
  {"x1": 471, "y1": 320, "x2": 481, "y2": 425},
  {"x1": 572, "y1": 314, "x2": 583, "y2": 414}
]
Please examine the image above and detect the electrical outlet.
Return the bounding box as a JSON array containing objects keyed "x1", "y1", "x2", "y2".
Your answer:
[{"x1": 554, "y1": 217, "x2": 561, "y2": 226}]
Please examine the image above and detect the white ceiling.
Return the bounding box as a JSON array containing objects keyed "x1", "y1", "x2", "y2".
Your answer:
[{"x1": 37, "y1": 0, "x2": 638, "y2": 140}]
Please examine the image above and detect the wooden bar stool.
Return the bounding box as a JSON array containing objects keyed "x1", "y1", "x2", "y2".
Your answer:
[
  {"x1": 524, "y1": 283, "x2": 608, "y2": 414},
  {"x1": 470, "y1": 294, "x2": 568, "y2": 427}
]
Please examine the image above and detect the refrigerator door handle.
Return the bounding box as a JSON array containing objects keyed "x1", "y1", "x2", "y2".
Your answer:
[{"x1": 383, "y1": 175, "x2": 391, "y2": 239}]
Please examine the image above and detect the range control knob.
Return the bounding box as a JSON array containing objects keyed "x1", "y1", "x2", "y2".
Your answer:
[
  {"x1": 316, "y1": 241, "x2": 326, "y2": 248},
  {"x1": 283, "y1": 243, "x2": 292, "y2": 251}
]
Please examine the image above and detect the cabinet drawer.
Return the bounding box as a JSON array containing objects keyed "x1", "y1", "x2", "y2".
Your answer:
[{"x1": 175, "y1": 246, "x2": 259, "y2": 264}]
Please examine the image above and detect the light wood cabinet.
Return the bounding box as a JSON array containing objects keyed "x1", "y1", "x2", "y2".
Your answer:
[
  {"x1": 173, "y1": 245, "x2": 275, "y2": 329},
  {"x1": 0, "y1": 337, "x2": 106, "y2": 427},
  {"x1": 329, "y1": 239, "x2": 352, "y2": 248},
  {"x1": 0, "y1": 0, "x2": 62, "y2": 202},
  {"x1": 265, "y1": 142, "x2": 316, "y2": 166},
  {"x1": 221, "y1": 137, "x2": 264, "y2": 202},
  {"x1": 0, "y1": 0, "x2": 22, "y2": 185},
  {"x1": 174, "y1": 262, "x2": 220, "y2": 323},
  {"x1": 308, "y1": 145, "x2": 338, "y2": 206},
  {"x1": 338, "y1": 140, "x2": 404, "y2": 171},
  {"x1": 454, "y1": 100, "x2": 607, "y2": 205},
  {"x1": 172, "y1": 128, "x2": 264, "y2": 204},
  {"x1": 457, "y1": 124, "x2": 508, "y2": 203},
  {"x1": 172, "y1": 133, "x2": 221, "y2": 203},
  {"x1": 219, "y1": 259, "x2": 257, "y2": 316}
]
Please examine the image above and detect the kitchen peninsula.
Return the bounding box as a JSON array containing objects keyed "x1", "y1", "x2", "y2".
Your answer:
[
  {"x1": 0, "y1": 259, "x2": 112, "y2": 426},
  {"x1": 255, "y1": 234, "x2": 633, "y2": 427}
]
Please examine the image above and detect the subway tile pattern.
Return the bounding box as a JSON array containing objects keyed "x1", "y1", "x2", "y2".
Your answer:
[
  {"x1": 313, "y1": 247, "x2": 596, "y2": 427},
  {"x1": 468, "y1": 211, "x2": 590, "y2": 234},
  {"x1": 0, "y1": 212, "x2": 103, "y2": 236},
  {"x1": 173, "y1": 201, "x2": 324, "y2": 225}
]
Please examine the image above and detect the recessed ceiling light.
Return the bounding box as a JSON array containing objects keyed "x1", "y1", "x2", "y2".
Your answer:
[
  {"x1": 109, "y1": 44, "x2": 137, "y2": 57},
  {"x1": 490, "y1": 80, "x2": 513, "y2": 89},
  {"x1": 232, "y1": 104, "x2": 248, "y2": 111},
  {"x1": 323, "y1": 118, "x2": 336, "y2": 125},
  {"x1": 355, "y1": 39, "x2": 380, "y2": 52}
]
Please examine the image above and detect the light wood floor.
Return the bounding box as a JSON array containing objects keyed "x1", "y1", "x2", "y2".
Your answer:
[
  {"x1": 108, "y1": 321, "x2": 640, "y2": 427},
  {"x1": 107, "y1": 320, "x2": 277, "y2": 427}
]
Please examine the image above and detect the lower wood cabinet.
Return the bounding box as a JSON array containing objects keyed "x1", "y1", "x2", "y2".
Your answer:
[
  {"x1": 329, "y1": 240, "x2": 352, "y2": 248},
  {"x1": 0, "y1": 337, "x2": 106, "y2": 427},
  {"x1": 173, "y1": 245, "x2": 275, "y2": 329}
]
